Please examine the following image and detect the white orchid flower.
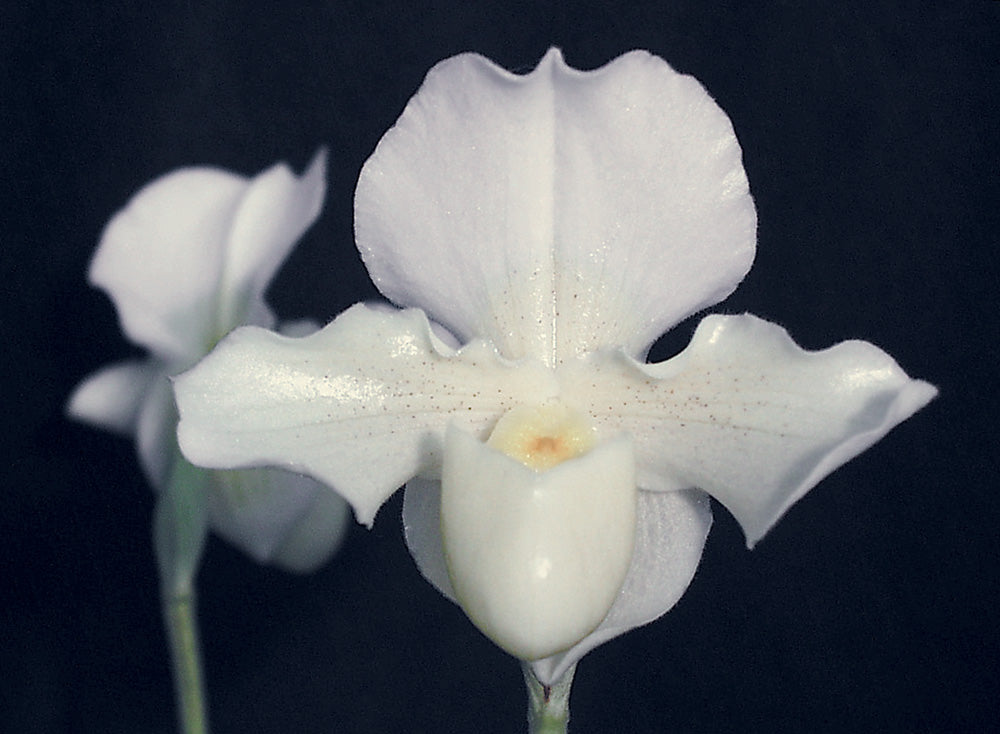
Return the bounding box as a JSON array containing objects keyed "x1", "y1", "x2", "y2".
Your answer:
[
  {"x1": 174, "y1": 50, "x2": 935, "y2": 684},
  {"x1": 68, "y1": 150, "x2": 349, "y2": 579}
]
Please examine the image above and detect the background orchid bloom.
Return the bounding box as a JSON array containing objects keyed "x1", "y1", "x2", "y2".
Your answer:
[
  {"x1": 174, "y1": 49, "x2": 935, "y2": 688},
  {"x1": 68, "y1": 150, "x2": 349, "y2": 582}
]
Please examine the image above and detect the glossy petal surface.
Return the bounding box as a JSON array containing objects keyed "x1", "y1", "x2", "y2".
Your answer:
[
  {"x1": 356, "y1": 49, "x2": 755, "y2": 364},
  {"x1": 531, "y1": 488, "x2": 711, "y2": 685},
  {"x1": 441, "y1": 428, "x2": 637, "y2": 660},
  {"x1": 560, "y1": 314, "x2": 938, "y2": 546},
  {"x1": 168, "y1": 47, "x2": 938, "y2": 671},
  {"x1": 176, "y1": 304, "x2": 558, "y2": 525},
  {"x1": 404, "y1": 480, "x2": 711, "y2": 685}
]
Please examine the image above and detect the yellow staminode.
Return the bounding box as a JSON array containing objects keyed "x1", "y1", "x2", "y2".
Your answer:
[{"x1": 487, "y1": 401, "x2": 596, "y2": 471}]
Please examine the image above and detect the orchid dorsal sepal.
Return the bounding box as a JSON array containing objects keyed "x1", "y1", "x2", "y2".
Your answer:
[{"x1": 441, "y1": 406, "x2": 637, "y2": 661}]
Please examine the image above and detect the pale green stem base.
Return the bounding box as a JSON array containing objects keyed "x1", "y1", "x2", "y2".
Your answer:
[
  {"x1": 523, "y1": 663, "x2": 576, "y2": 734},
  {"x1": 163, "y1": 592, "x2": 209, "y2": 734}
]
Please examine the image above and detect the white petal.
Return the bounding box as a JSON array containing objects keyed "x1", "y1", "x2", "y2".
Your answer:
[
  {"x1": 90, "y1": 153, "x2": 325, "y2": 361},
  {"x1": 175, "y1": 304, "x2": 558, "y2": 526},
  {"x1": 91, "y1": 168, "x2": 248, "y2": 360},
  {"x1": 361, "y1": 301, "x2": 462, "y2": 349},
  {"x1": 356, "y1": 48, "x2": 755, "y2": 364},
  {"x1": 560, "y1": 314, "x2": 938, "y2": 546},
  {"x1": 66, "y1": 360, "x2": 158, "y2": 434},
  {"x1": 403, "y1": 480, "x2": 711, "y2": 685},
  {"x1": 136, "y1": 372, "x2": 178, "y2": 489},
  {"x1": 208, "y1": 467, "x2": 349, "y2": 572},
  {"x1": 530, "y1": 488, "x2": 711, "y2": 685},
  {"x1": 402, "y1": 478, "x2": 457, "y2": 601},
  {"x1": 269, "y1": 482, "x2": 351, "y2": 573},
  {"x1": 278, "y1": 318, "x2": 321, "y2": 338},
  {"x1": 216, "y1": 149, "x2": 327, "y2": 331},
  {"x1": 441, "y1": 427, "x2": 637, "y2": 661}
]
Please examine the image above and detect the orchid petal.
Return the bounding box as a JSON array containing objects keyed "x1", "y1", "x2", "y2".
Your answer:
[
  {"x1": 356, "y1": 48, "x2": 755, "y2": 365},
  {"x1": 91, "y1": 169, "x2": 247, "y2": 360},
  {"x1": 91, "y1": 153, "x2": 325, "y2": 361},
  {"x1": 208, "y1": 467, "x2": 349, "y2": 572},
  {"x1": 268, "y1": 482, "x2": 352, "y2": 573},
  {"x1": 136, "y1": 372, "x2": 178, "y2": 489},
  {"x1": 403, "y1": 479, "x2": 711, "y2": 685},
  {"x1": 217, "y1": 149, "x2": 327, "y2": 331},
  {"x1": 560, "y1": 314, "x2": 938, "y2": 547},
  {"x1": 402, "y1": 477, "x2": 457, "y2": 601},
  {"x1": 278, "y1": 318, "x2": 322, "y2": 338},
  {"x1": 531, "y1": 488, "x2": 711, "y2": 685},
  {"x1": 441, "y1": 427, "x2": 637, "y2": 661},
  {"x1": 175, "y1": 304, "x2": 558, "y2": 525},
  {"x1": 67, "y1": 360, "x2": 158, "y2": 434}
]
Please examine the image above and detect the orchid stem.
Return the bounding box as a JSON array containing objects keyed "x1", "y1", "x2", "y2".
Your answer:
[
  {"x1": 523, "y1": 663, "x2": 575, "y2": 734},
  {"x1": 163, "y1": 591, "x2": 209, "y2": 734}
]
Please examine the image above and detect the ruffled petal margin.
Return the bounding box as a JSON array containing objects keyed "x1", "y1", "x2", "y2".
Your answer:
[
  {"x1": 560, "y1": 314, "x2": 938, "y2": 547},
  {"x1": 175, "y1": 304, "x2": 558, "y2": 525}
]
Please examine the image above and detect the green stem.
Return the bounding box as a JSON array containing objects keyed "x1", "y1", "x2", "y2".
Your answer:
[
  {"x1": 523, "y1": 663, "x2": 576, "y2": 734},
  {"x1": 163, "y1": 592, "x2": 209, "y2": 734}
]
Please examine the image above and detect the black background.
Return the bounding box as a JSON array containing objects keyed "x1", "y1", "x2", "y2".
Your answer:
[{"x1": 3, "y1": 2, "x2": 997, "y2": 732}]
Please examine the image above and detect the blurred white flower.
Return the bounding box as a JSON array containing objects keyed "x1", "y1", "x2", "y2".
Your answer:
[
  {"x1": 174, "y1": 50, "x2": 935, "y2": 682},
  {"x1": 69, "y1": 151, "x2": 349, "y2": 577}
]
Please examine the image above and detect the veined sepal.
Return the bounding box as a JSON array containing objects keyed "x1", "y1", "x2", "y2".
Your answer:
[{"x1": 441, "y1": 424, "x2": 637, "y2": 661}]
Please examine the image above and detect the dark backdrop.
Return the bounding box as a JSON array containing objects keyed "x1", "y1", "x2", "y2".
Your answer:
[{"x1": 3, "y1": 2, "x2": 997, "y2": 732}]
